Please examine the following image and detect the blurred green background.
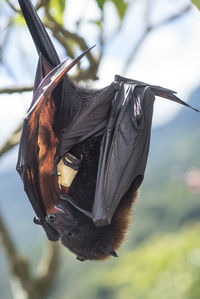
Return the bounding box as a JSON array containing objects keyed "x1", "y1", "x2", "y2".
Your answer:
[{"x1": 0, "y1": 1, "x2": 200, "y2": 299}]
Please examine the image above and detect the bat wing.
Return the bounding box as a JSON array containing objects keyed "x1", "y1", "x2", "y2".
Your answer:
[
  {"x1": 92, "y1": 83, "x2": 154, "y2": 225},
  {"x1": 19, "y1": 0, "x2": 60, "y2": 66},
  {"x1": 17, "y1": 121, "x2": 60, "y2": 241},
  {"x1": 18, "y1": 0, "x2": 84, "y2": 123},
  {"x1": 92, "y1": 76, "x2": 199, "y2": 225},
  {"x1": 17, "y1": 49, "x2": 94, "y2": 241},
  {"x1": 19, "y1": 0, "x2": 61, "y2": 106},
  {"x1": 17, "y1": 0, "x2": 62, "y2": 240},
  {"x1": 61, "y1": 76, "x2": 199, "y2": 226}
]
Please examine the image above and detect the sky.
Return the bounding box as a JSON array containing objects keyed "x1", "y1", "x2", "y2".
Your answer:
[{"x1": 0, "y1": 0, "x2": 200, "y2": 152}]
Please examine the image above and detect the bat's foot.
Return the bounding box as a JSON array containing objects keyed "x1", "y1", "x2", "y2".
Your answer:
[
  {"x1": 52, "y1": 153, "x2": 82, "y2": 176},
  {"x1": 33, "y1": 217, "x2": 44, "y2": 225},
  {"x1": 62, "y1": 153, "x2": 82, "y2": 170}
]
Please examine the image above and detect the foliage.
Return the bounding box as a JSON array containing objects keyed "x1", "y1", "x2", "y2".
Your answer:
[
  {"x1": 96, "y1": 0, "x2": 128, "y2": 21},
  {"x1": 191, "y1": 0, "x2": 200, "y2": 11},
  {"x1": 91, "y1": 223, "x2": 200, "y2": 299},
  {"x1": 45, "y1": 223, "x2": 200, "y2": 299},
  {"x1": 1, "y1": 0, "x2": 129, "y2": 83},
  {"x1": 49, "y1": 0, "x2": 66, "y2": 25}
]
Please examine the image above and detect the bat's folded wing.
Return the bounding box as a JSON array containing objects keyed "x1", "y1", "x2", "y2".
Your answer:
[
  {"x1": 16, "y1": 123, "x2": 60, "y2": 241},
  {"x1": 92, "y1": 82, "x2": 155, "y2": 225},
  {"x1": 19, "y1": 0, "x2": 60, "y2": 67},
  {"x1": 91, "y1": 75, "x2": 199, "y2": 226}
]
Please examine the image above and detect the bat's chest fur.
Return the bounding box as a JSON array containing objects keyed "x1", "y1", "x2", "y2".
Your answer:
[{"x1": 67, "y1": 136, "x2": 103, "y2": 211}]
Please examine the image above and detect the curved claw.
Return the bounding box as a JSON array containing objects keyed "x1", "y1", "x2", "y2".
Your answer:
[{"x1": 33, "y1": 216, "x2": 44, "y2": 225}]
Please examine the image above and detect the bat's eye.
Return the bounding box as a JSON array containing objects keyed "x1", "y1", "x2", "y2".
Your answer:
[{"x1": 47, "y1": 214, "x2": 56, "y2": 223}]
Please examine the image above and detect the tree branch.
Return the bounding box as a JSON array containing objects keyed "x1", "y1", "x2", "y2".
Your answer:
[
  {"x1": 44, "y1": 9, "x2": 99, "y2": 81},
  {"x1": 0, "y1": 86, "x2": 33, "y2": 94},
  {"x1": 6, "y1": 0, "x2": 47, "y2": 13},
  {"x1": 0, "y1": 123, "x2": 22, "y2": 158},
  {"x1": 0, "y1": 212, "x2": 40, "y2": 299},
  {"x1": 6, "y1": 0, "x2": 21, "y2": 13},
  {"x1": 36, "y1": 243, "x2": 60, "y2": 297}
]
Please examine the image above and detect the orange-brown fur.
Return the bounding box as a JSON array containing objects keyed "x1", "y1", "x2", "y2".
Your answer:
[
  {"x1": 94, "y1": 191, "x2": 138, "y2": 260},
  {"x1": 28, "y1": 97, "x2": 59, "y2": 214}
]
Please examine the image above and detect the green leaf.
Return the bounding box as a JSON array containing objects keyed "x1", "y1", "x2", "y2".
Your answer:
[
  {"x1": 96, "y1": 0, "x2": 107, "y2": 10},
  {"x1": 110, "y1": 0, "x2": 128, "y2": 20},
  {"x1": 49, "y1": 0, "x2": 66, "y2": 25},
  {"x1": 13, "y1": 13, "x2": 26, "y2": 26},
  {"x1": 191, "y1": 0, "x2": 200, "y2": 10},
  {"x1": 96, "y1": 0, "x2": 128, "y2": 22}
]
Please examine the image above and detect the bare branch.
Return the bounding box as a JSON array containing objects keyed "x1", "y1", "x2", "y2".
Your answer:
[
  {"x1": 6, "y1": 0, "x2": 46, "y2": 13},
  {"x1": 44, "y1": 9, "x2": 99, "y2": 81},
  {"x1": 0, "y1": 212, "x2": 40, "y2": 299},
  {"x1": 0, "y1": 122, "x2": 22, "y2": 158},
  {"x1": 36, "y1": 243, "x2": 60, "y2": 297},
  {"x1": 6, "y1": 0, "x2": 20, "y2": 13},
  {"x1": 123, "y1": 4, "x2": 192, "y2": 74},
  {"x1": 0, "y1": 86, "x2": 33, "y2": 94}
]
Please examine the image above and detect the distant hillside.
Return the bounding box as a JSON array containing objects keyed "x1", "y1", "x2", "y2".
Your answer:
[
  {"x1": 149, "y1": 86, "x2": 200, "y2": 177},
  {"x1": 52, "y1": 223, "x2": 200, "y2": 299}
]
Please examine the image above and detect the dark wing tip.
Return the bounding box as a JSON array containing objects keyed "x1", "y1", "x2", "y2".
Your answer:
[{"x1": 153, "y1": 88, "x2": 199, "y2": 112}]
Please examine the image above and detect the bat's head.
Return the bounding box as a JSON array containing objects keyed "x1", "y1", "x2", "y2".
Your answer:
[
  {"x1": 46, "y1": 192, "x2": 136, "y2": 261},
  {"x1": 46, "y1": 200, "x2": 117, "y2": 261}
]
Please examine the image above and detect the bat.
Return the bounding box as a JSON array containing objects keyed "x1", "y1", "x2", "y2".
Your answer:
[{"x1": 16, "y1": 0, "x2": 199, "y2": 261}]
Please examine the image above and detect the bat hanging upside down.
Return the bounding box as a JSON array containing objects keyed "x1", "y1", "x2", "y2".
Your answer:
[{"x1": 16, "y1": 0, "x2": 199, "y2": 261}]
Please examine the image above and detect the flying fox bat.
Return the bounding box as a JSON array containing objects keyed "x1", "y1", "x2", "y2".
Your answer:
[{"x1": 16, "y1": 0, "x2": 198, "y2": 261}]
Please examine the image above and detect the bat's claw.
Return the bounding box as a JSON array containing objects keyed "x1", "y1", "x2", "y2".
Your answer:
[
  {"x1": 33, "y1": 217, "x2": 44, "y2": 225},
  {"x1": 62, "y1": 153, "x2": 82, "y2": 170}
]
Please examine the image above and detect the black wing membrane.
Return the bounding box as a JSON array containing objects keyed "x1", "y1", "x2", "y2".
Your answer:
[
  {"x1": 93, "y1": 83, "x2": 154, "y2": 225},
  {"x1": 62, "y1": 76, "x2": 199, "y2": 226},
  {"x1": 17, "y1": 0, "x2": 62, "y2": 241},
  {"x1": 57, "y1": 82, "x2": 119, "y2": 158},
  {"x1": 17, "y1": 49, "x2": 95, "y2": 241},
  {"x1": 19, "y1": 0, "x2": 60, "y2": 105},
  {"x1": 115, "y1": 75, "x2": 199, "y2": 112},
  {"x1": 17, "y1": 120, "x2": 60, "y2": 241},
  {"x1": 19, "y1": 0, "x2": 60, "y2": 66},
  {"x1": 17, "y1": 0, "x2": 94, "y2": 241},
  {"x1": 93, "y1": 77, "x2": 199, "y2": 225}
]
